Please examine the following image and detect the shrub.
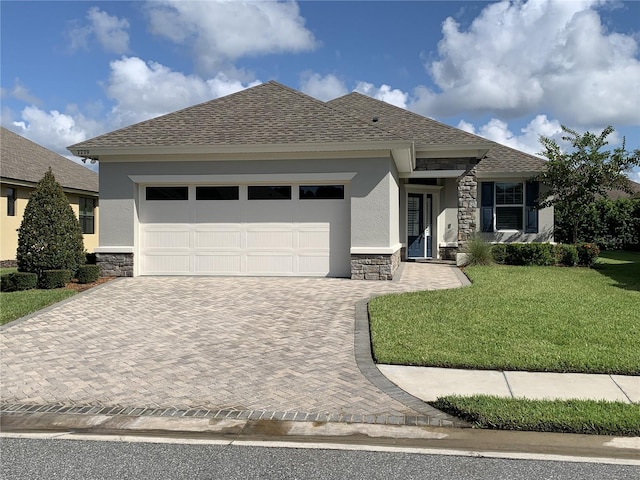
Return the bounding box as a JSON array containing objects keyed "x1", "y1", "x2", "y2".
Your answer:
[
  {"x1": 555, "y1": 244, "x2": 578, "y2": 267},
  {"x1": 461, "y1": 235, "x2": 494, "y2": 266},
  {"x1": 39, "y1": 270, "x2": 72, "y2": 289},
  {"x1": 0, "y1": 272, "x2": 38, "y2": 292},
  {"x1": 577, "y1": 243, "x2": 600, "y2": 267},
  {"x1": 76, "y1": 265, "x2": 100, "y2": 284},
  {"x1": 491, "y1": 244, "x2": 508, "y2": 264},
  {"x1": 505, "y1": 243, "x2": 556, "y2": 266},
  {"x1": 11, "y1": 272, "x2": 38, "y2": 291},
  {"x1": 85, "y1": 252, "x2": 97, "y2": 265},
  {"x1": 17, "y1": 168, "x2": 86, "y2": 277},
  {"x1": 1, "y1": 274, "x2": 16, "y2": 292},
  {"x1": 555, "y1": 198, "x2": 640, "y2": 250}
]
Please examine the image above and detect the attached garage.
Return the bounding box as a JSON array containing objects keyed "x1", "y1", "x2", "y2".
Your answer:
[{"x1": 138, "y1": 183, "x2": 350, "y2": 277}]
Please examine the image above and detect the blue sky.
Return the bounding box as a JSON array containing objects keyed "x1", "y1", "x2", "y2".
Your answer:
[{"x1": 2, "y1": 1, "x2": 639, "y2": 180}]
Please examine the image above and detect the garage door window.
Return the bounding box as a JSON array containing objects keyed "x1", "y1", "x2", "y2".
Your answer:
[
  {"x1": 196, "y1": 186, "x2": 239, "y2": 200},
  {"x1": 146, "y1": 186, "x2": 188, "y2": 201},
  {"x1": 299, "y1": 185, "x2": 344, "y2": 199},
  {"x1": 248, "y1": 186, "x2": 291, "y2": 200}
]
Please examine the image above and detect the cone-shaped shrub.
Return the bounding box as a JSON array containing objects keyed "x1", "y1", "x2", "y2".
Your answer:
[{"x1": 17, "y1": 168, "x2": 86, "y2": 277}]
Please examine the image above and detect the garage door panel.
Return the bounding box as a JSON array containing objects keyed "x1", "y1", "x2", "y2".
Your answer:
[
  {"x1": 247, "y1": 254, "x2": 294, "y2": 274},
  {"x1": 194, "y1": 254, "x2": 242, "y2": 274},
  {"x1": 194, "y1": 228, "x2": 242, "y2": 249},
  {"x1": 246, "y1": 228, "x2": 294, "y2": 249},
  {"x1": 142, "y1": 253, "x2": 191, "y2": 274},
  {"x1": 142, "y1": 228, "x2": 190, "y2": 249},
  {"x1": 298, "y1": 255, "x2": 330, "y2": 275}
]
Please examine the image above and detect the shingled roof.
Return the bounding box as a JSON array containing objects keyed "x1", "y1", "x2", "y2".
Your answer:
[
  {"x1": 327, "y1": 92, "x2": 547, "y2": 174},
  {"x1": 69, "y1": 81, "x2": 402, "y2": 151},
  {"x1": 68, "y1": 81, "x2": 546, "y2": 174},
  {"x1": 1, "y1": 127, "x2": 98, "y2": 194}
]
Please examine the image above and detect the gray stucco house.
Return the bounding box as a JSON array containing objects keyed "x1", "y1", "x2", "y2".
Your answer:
[{"x1": 68, "y1": 81, "x2": 552, "y2": 279}]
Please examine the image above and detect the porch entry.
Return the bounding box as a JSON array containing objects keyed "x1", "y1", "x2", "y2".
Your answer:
[{"x1": 407, "y1": 193, "x2": 432, "y2": 258}]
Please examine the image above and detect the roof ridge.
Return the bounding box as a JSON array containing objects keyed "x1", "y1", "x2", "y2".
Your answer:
[{"x1": 267, "y1": 82, "x2": 407, "y2": 142}]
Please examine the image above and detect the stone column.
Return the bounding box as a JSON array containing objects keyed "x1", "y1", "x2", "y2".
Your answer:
[{"x1": 457, "y1": 165, "x2": 478, "y2": 244}]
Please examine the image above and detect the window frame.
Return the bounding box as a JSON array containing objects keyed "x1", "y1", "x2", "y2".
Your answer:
[
  {"x1": 6, "y1": 187, "x2": 16, "y2": 216},
  {"x1": 79, "y1": 197, "x2": 96, "y2": 235},
  {"x1": 298, "y1": 185, "x2": 345, "y2": 200},
  {"x1": 196, "y1": 186, "x2": 239, "y2": 201},
  {"x1": 145, "y1": 186, "x2": 189, "y2": 201},
  {"x1": 495, "y1": 182, "x2": 524, "y2": 231},
  {"x1": 247, "y1": 185, "x2": 292, "y2": 200}
]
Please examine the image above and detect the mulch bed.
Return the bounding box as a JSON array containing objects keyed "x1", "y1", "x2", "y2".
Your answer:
[{"x1": 65, "y1": 276, "x2": 116, "y2": 293}]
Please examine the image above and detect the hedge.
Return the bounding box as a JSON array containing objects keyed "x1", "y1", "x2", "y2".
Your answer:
[
  {"x1": 0, "y1": 272, "x2": 38, "y2": 292},
  {"x1": 491, "y1": 243, "x2": 598, "y2": 267},
  {"x1": 39, "y1": 270, "x2": 72, "y2": 289},
  {"x1": 77, "y1": 265, "x2": 100, "y2": 284}
]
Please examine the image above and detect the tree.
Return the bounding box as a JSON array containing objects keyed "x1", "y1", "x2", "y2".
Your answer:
[
  {"x1": 537, "y1": 126, "x2": 640, "y2": 244},
  {"x1": 17, "y1": 168, "x2": 86, "y2": 276}
]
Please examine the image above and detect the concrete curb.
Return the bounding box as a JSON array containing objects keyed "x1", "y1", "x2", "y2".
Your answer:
[
  {"x1": 353, "y1": 299, "x2": 468, "y2": 427},
  {"x1": 2, "y1": 412, "x2": 638, "y2": 463}
]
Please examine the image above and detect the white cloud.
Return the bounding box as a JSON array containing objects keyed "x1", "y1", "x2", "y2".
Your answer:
[
  {"x1": 354, "y1": 82, "x2": 408, "y2": 108},
  {"x1": 457, "y1": 115, "x2": 563, "y2": 155},
  {"x1": 299, "y1": 72, "x2": 347, "y2": 101},
  {"x1": 105, "y1": 56, "x2": 260, "y2": 126},
  {"x1": 8, "y1": 80, "x2": 41, "y2": 105},
  {"x1": 630, "y1": 169, "x2": 640, "y2": 183},
  {"x1": 411, "y1": 0, "x2": 640, "y2": 127},
  {"x1": 69, "y1": 7, "x2": 130, "y2": 54},
  {"x1": 10, "y1": 106, "x2": 103, "y2": 169},
  {"x1": 146, "y1": 0, "x2": 318, "y2": 73}
]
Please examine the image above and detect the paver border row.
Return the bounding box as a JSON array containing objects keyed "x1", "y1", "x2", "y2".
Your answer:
[{"x1": 0, "y1": 403, "x2": 465, "y2": 427}]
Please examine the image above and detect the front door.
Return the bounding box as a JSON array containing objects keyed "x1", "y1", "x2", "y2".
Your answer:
[{"x1": 407, "y1": 193, "x2": 432, "y2": 258}]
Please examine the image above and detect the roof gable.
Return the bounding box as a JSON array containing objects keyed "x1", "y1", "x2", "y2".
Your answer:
[
  {"x1": 1, "y1": 127, "x2": 98, "y2": 193},
  {"x1": 70, "y1": 81, "x2": 403, "y2": 152}
]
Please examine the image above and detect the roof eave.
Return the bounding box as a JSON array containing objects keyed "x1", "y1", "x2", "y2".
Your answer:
[
  {"x1": 415, "y1": 143, "x2": 492, "y2": 159},
  {"x1": 67, "y1": 140, "x2": 414, "y2": 161}
]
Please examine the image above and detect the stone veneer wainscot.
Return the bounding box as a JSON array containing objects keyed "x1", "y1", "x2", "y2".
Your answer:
[
  {"x1": 96, "y1": 253, "x2": 133, "y2": 277},
  {"x1": 350, "y1": 249, "x2": 401, "y2": 280}
]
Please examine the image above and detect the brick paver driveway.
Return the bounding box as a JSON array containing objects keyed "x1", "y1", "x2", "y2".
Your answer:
[{"x1": 1, "y1": 263, "x2": 462, "y2": 418}]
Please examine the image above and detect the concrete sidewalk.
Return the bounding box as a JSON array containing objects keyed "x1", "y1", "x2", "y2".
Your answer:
[{"x1": 378, "y1": 365, "x2": 640, "y2": 403}]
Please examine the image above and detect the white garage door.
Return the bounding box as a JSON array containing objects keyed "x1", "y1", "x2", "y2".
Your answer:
[{"x1": 138, "y1": 184, "x2": 350, "y2": 277}]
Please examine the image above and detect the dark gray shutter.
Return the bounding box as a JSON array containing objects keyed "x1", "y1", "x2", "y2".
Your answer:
[
  {"x1": 525, "y1": 181, "x2": 539, "y2": 234},
  {"x1": 481, "y1": 182, "x2": 494, "y2": 233}
]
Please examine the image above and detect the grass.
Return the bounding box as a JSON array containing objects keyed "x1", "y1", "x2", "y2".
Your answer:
[
  {"x1": 369, "y1": 251, "x2": 640, "y2": 374},
  {"x1": 1, "y1": 288, "x2": 76, "y2": 326},
  {"x1": 431, "y1": 395, "x2": 640, "y2": 436}
]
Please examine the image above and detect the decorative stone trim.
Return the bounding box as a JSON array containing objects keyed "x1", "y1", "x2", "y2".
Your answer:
[
  {"x1": 438, "y1": 246, "x2": 458, "y2": 261},
  {"x1": 96, "y1": 252, "x2": 133, "y2": 277},
  {"x1": 0, "y1": 260, "x2": 17, "y2": 268},
  {"x1": 457, "y1": 165, "x2": 478, "y2": 243},
  {"x1": 350, "y1": 249, "x2": 401, "y2": 280}
]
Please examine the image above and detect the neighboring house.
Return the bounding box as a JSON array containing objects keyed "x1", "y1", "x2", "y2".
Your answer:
[
  {"x1": 1, "y1": 127, "x2": 99, "y2": 263},
  {"x1": 68, "y1": 81, "x2": 551, "y2": 279},
  {"x1": 607, "y1": 180, "x2": 640, "y2": 200}
]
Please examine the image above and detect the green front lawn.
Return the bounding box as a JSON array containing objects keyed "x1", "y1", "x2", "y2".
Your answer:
[
  {"x1": 1, "y1": 288, "x2": 76, "y2": 326},
  {"x1": 369, "y1": 251, "x2": 640, "y2": 374},
  {"x1": 433, "y1": 395, "x2": 640, "y2": 436}
]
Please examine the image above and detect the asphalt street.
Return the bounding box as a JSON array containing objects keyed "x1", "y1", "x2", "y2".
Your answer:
[{"x1": 1, "y1": 437, "x2": 638, "y2": 480}]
